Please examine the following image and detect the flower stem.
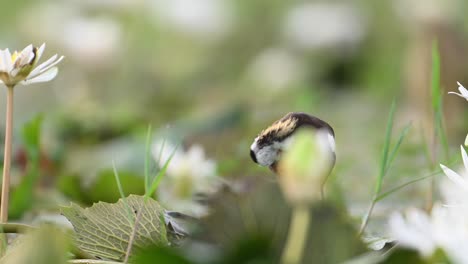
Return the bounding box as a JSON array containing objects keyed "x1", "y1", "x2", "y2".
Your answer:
[
  {"x1": 359, "y1": 195, "x2": 377, "y2": 236},
  {"x1": 0, "y1": 85, "x2": 13, "y2": 254},
  {"x1": 281, "y1": 205, "x2": 310, "y2": 264},
  {"x1": 1, "y1": 85, "x2": 14, "y2": 223}
]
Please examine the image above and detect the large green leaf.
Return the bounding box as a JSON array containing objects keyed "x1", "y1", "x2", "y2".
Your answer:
[{"x1": 61, "y1": 195, "x2": 168, "y2": 261}]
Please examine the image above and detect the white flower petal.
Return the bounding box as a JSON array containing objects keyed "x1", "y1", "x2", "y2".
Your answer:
[
  {"x1": 15, "y1": 44, "x2": 34, "y2": 66},
  {"x1": 461, "y1": 146, "x2": 468, "y2": 173},
  {"x1": 28, "y1": 55, "x2": 63, "y2": 79},
  {"x1": 459, "y1": 87, "x2": 468, "y2": 97},
  {"x1": 35, "y1": 43, "x2": 46, "y2": 62},
  {"x1": 28, "y1": 54, "x2": 57, "y2": 77},
  {"x1": 0, "y1": 49, "x2": 12, "y2": 72},
  {"x1": 0, "y1": 50, "x2": 7, "y2": 72},
  {"x1": 440, "y1": 164, "x2": 468, "y2": 191},
  {"x1": 21, "y1": 67, "x2": 58, "y2": 85}
]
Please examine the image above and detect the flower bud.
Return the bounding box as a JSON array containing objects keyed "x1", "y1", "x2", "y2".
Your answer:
[{"x1": 277, "y1": 128, "x2": 335, "y2": 205}]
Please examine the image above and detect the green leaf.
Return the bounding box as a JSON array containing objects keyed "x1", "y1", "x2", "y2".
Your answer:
[
  {"x1": 380, "y1": 248, "x2": 425, "y2": 264},
  {"x1": 131, "y1": 245, "x2": 193, "y2": 264},
  {"x1": 86, "y1": 169, "x2": 145, "y2": 204},
  {"x1": 61, "y1": 195, "x2": 168, "y2": 261},
  {"x1": 21, "y1": 114, "x2": 43, "y2": 159},
  {"x1": 9, "y1": 115, "x2": 43, "y2": 219}
]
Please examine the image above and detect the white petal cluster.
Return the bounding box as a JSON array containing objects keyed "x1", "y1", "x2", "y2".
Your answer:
[
  {"x1": 0, "y1": 44, "x2": 63, "y2": 87},
  {"x1": 448, "y1": 82, "x2": 468, "y2": 101},
  {"x1": 152, "y1": 140, "x2": 219, "y2": 217},
  {"x1": 388, "y1": 204, "x2": 468, "y2": 263},
  {"x1": 388, "y1": 81, "x2": 468, "y2": 263}
]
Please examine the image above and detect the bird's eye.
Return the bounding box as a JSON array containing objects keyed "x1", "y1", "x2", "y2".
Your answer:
[{"x1": 250, "y1": 149, "x2": 258, "y2": 163}]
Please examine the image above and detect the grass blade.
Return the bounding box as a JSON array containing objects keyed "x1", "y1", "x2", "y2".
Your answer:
[
  {"x1": 431, "y1": 41, "x2": 449, "y2": 160},
  {"x1": 112, "y1": 160, "x2": 133, "y2": 220},
  {"x1": 360, "y1": 100, "x2": 398, "y2": 235},
  {"x1": 375, "y1": 171, "x2": 439, "y2": 202},
  {"x1": 145, "y1": 144, "x2": 178, "y2": 199},
  {"x1": 112, "y1": 160, "x2": 126, "y2": 199},
  {"x1": 144, "y1": 125, "x2": 153, "y2": 194},
  {"x1": 431, "y1": 41, "x2": 441, "y2": 110},
  {"x1": 384, "y1": 122, "x2": 412, "y2": 174},
  {"x1": 375, "y1": 99, "x2": 396, "y2": 194}
]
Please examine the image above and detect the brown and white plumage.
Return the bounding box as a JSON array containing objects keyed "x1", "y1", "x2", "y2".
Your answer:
[{"x1": 250, "y1": 112, "x2": 335, "y2": 172}]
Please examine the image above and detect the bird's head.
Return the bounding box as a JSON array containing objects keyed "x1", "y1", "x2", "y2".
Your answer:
[{"x1": 250, "y1": 112, "x2": 335, "y2": 172}]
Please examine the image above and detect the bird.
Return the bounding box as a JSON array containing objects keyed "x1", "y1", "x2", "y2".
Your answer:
[{"x1": 250, "y1": 112, "x2": 336, "y2": 173}]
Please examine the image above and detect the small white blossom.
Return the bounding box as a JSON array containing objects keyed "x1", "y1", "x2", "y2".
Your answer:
[
  {"x1": 440, "y1": 146, "x2": 468, "y2": 191},
  {"x1": 152, "y1": 140, "x2": 219, "y2": 217},
  {"x1": 283, "y1": 3, "x2": 365, "y2": 50},
  {"x1": 388, "y1": 204, "x2": 468, "y2": 263},
  {"x1": 246, "y1": 47, "x2": 303, "y2": 91},
  {"x1": 0, "y1": 43, "x2": 63, "y2": 87},
  {"x1": 448, "y1": 82, "x2": 468, "y2": 101},
  {"x1": 388, "y1": 146, "x2": 468, "y2": 263},
  {"x1": 149, "y1": 0, "x2": 232, "y2": 40}
]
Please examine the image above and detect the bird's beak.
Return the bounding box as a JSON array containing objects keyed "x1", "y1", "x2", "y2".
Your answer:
[{"x1": 250, "y1": 149, "x2": 258, "y2": 163}]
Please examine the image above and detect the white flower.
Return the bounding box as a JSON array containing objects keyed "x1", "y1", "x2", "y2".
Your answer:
[
  {"x1": 440, "y1": 146, "x2": 468, "y2": 191},
  {"x1": 149, "y1": 0, "x2": 232, "y2": 40},
  {"x1": 246, "y1": 47, "x2": 303, "y2": 91},
  {"x1": 388, "y1": 146, "x2": 468, "y2": 263},
  {"x1": 388, "y1": 204, "x2": 468, "y2": 263},
  {"x1": 283, "y1": 3, "x2": 365, "y2": 50},
  {"x1": 62, "y1": 17, "x2": 121, "y2": 67},
  {"x1": 152, "y1": 140, "x2": 219, "y2": 217},
  {"x1": 448, "y1": 82, "x2": 468, "y2": 101},
  {"x1": 0, "y1": 43, "x2": 63, "y2": 87}
]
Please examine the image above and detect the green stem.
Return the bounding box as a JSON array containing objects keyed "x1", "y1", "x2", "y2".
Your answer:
[
  {"x1": 359, "y1": 195, "x2": 377, "y2": 236},
  {"x1": 281, "y1": 205, "x2": 310, "y2": 264}
]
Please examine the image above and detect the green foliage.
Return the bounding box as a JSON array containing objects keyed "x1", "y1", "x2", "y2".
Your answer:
[
  {"x1": 57, "y1": 174, "x2": 87, "y2": 203},
  {"x1": 380, "y1": 248, "x2": 425, "y2": 264},
  {"x1": 219, "y1": 233, "x2": 275, "y2": 264},
  {"x1": 431, "y1": 41, "x2": 449, "y2": 160},
  {"x1": 61, "y1": 195, "x2": 168, "y2": 261},
  {"x1": 361, "y1": 101, "x2": 411, "y2": 233},
  {"x1": 9, "y1": 115, "x2": 43, "y2": 219},
  {"x1": 145, "y1": 144, "x2": 177, "y2": 199},
  {"x1": 197, "y1": 181, "x2": 366, "y2": 264},
  {"x1": 85, "y1": 169, "x2": 145, "y2": 204},
  {"x1": 131, "y1": 246, "x2": 194, "y2": 264},
  {"x1": 144, "y1": 124, "x2": 153, "y2": 194},
  {"x1": 0, "y1": 225, "x2": 69, "y2": 264},
  {"x1": 378, "y1": 247, "x2": 451, "y2": 264}
]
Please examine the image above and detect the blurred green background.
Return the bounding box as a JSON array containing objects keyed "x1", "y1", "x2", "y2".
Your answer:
[{"x1": 0, "y1": 0, "x2": 468, "y2": 234}]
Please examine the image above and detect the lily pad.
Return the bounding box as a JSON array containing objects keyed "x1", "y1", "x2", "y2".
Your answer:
[{"x1": 61, "y1": 195, "x2": 168, "y2": 261}]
